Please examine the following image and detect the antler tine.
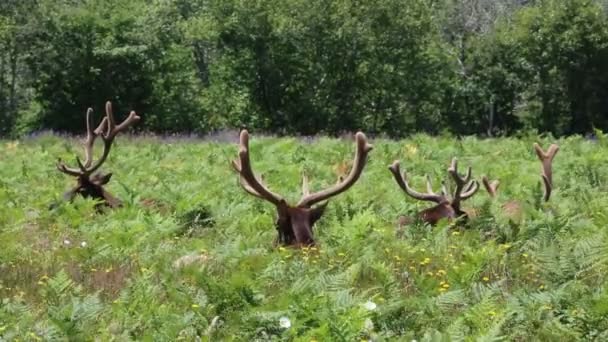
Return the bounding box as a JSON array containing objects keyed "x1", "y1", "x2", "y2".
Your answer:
[
  {"x1": 232, "y1": 130, "x2": 284, "y2": 206},
  {"x1": 448, "y1": 157, "x2": 478, "y2": 209},
  {"x1": 388, "y1": 160, "x2": 448, "y2": 204},
  {"x1": 534, "y1": 143, "x2": 559, "y2": 202},
  {"x1": 56, "y1": 158, "x2": 83, "y2": 176},
  {"x1": 56, "y1": 107, "x2": 99, "y2": 176},
  {"x1": 82, "y1": 107, "x2": 96, "y2": 168},
  {"x1": 84, "y1": 102, "x2": 140, "y2": 175},
  {"x1": 482, "y1": 176, "x2": 500, "y2": 198},
  {"x1": 296, "y1": 132, "x2": 373, "y2": 207},
  {"x1": 102, "y1": 101, "x2": 141, "y2": 140},
  {"x1": 459, "y1": 179, "x2": 479, "y2": 200}
]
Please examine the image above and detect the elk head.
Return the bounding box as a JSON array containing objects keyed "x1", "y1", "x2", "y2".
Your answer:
[
  {"x1": 389, "y1": 158, "x2": 479, "y2": 226},
  {"x1": 481, "y1": 142, "x2": 559, "y2": 220},
  {"x1": 232, "y1": 130, "x2": 373, "y2": 247},
  {"x1": 55, "y1": 101, "x2": 140, "y2": 210}
]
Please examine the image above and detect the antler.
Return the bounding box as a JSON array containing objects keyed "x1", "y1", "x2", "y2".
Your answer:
[
  {"x1": 57, "y1": 101, "x2": 140, "y2": 177},
  {"x1": 534, "y1": 143, "x2": 559, "y2": 202},
  {"x1": 296, "y1": 132, "x2": 373, "y2": 208},
  {"x1": 232, "y1": 130, "x2": 285, "y2": 206},
  {"x1": 388, "y1": 161, "x2": 449, "y2": 203},
  {"x1": 448, "y1": 158, "x2": 479, "y2": 210},
  {"x1": 481, "y1": 176, "x2": 500, "y2": 198}
]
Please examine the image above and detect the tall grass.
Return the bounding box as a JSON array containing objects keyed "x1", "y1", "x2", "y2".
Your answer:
[{"x1": 1, "y1": 132, "x2": 608, "y2": 340}]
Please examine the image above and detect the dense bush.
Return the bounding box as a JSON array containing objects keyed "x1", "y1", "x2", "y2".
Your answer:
[{"x1": 0, "y1": 0, "x2": 607, "y2": 136}]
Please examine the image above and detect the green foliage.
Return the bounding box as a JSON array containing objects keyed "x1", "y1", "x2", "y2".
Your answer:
[
  {"x1": 1, "y1": 134, "x2": 608, "y2": 340},
  {"x1": 1, "y1": 0, "x2": 607, "y2": 136}
]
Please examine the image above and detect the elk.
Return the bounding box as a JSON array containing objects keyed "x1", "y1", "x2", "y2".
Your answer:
[
  {"x1": 389, "y1": 158, "x2": 480, "y2": 226},
  {"x1": 55, "y1": 101, "x2": 140, "y2": 209},
  {"x1": 232, "y1": 130, "x2": 373, "y2": 247},
  {"x1": 481, "y1": 143, "x2": 559, "y2": 219}
]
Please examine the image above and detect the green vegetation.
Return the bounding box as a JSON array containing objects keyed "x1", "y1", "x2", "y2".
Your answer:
[
  {"x1": 1, "y1": 0, "x2": 608, "y2": 137},
  {"x1": 2, "y1": 133, "x2": 608, "y2": 340}
]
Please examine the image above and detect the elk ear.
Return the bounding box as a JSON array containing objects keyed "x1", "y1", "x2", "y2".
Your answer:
[
  {"x1": 309, "y1": 201, "x2": 328, "y2": 224},
  {"x1": 93, "y1": 173, "x2": 113, "y2": 185}
]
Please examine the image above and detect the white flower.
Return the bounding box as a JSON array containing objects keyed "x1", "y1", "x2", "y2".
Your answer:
[
  {"x1": 364, "y1": 318, "x2": 374, "y2": 331},
  {"x1": 279, "y1": 316, "x2": 291, "y2": 329},
  {"x1": 80, "y1": 241, "x2": 87, "y2": 248},
  {"x1": 363, "y1": 300, "x2": 377, "y2": 311},
  {"x1": 63, "y1": 239, "x2": 71, "y2": 246}
]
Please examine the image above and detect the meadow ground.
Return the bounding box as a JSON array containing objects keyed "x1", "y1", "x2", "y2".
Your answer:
[{"x1": 1, "y1": 132, "x2": 608, "y2": 341}]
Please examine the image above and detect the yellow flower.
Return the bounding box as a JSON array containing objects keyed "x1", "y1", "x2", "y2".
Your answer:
[
  {"x1": 539, "y1": 284, "x2": 546, "y2": 290},
  {"x1": 409, "y1": 266, "x2": 415, "y2": 270},
  {"x1": 438, "y1": 288, "x2": 447, "y2": 292},
  {"x1": 442, "y1": 283, "x2": 450, "y2": 289},
  {"x1": 394, "y1": 255, "x2": 401, "y2": 261},
  {"x1": 483, "y1": 276, "x2": 490, "y2": 282},
  {"x1": 437, "y1": 269, "x2": 447, "y2": 276},
  {"x1": 451, "y1": 231, "x2": 460, "y2": 236},
  {"x1": 191, "y1": 304, "x2": 200, "y2": 309},
  {"x1": 440, "y1": 281, "x2": 446, "y2": 285},
  {"x1": 405, "y1": 144, "x2": 418, "y2": 156},
  {"x1": 522, "y1": 253, "x2": 529, "y2": 258},
  {"x1": 279, "y1": 247, "x2": 287, "y2": 252},
  {"x1": 427, "y1": 272, "x2": 434, "y2": 276}
]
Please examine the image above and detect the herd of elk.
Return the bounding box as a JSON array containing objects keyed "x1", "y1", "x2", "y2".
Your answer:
[{"x1": 53, "y1": 101, "x2": 560, "y2": 246}]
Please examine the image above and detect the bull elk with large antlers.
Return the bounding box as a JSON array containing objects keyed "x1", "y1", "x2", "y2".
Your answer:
[
  {"x1": 232, "y1": 130, "x2": 373, "y2": 247},
  {"x1": 54, "y1": 101, "x2": 140, "y2": 209},
  {"x1": 389, "y1": 158, "x2": 480, "y2": 226},
  {"x1": 481, "y1": 143, "x2": 559, "y2": 219}
]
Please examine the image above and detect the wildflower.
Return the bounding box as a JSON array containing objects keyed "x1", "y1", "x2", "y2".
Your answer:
[
  {"x1": 63, "y1": 239, "x2": 71, "y2": 246},
  {"x1": 409, "y1": 266, "x2": 415, "y2": 270},
  {"x1": 394, "y1": 255, "x2": 401, "y2": 261},
  {"x1": 539, "y1": 284, "x2": 545, "y2": 290},
  {"x1": 436, "y1": 269, "x2": 446, "y2": 276},
  {"x1": 364, "y1": 318, "x2": 374, "y2": 330},
  {"x1": 80, "y1": 241, "x2": 87, "y2": 248},
  {"x1": 482, "y1": 276, "x2": 490, "y2": 282},
  {"x1": 438, "y1": 288, "x2": 447, "y2": 292},
  {"x1": 522, "y1": 253, "x2": 529, "y2": 258},
  {"x1": 279, "y1": 316, "x2": 291, "y2": 329},
  {"x1": 426, "y1": 271, "x2": 434, "y2": 276},
  {"x1": 363, "y1": 300, "x2": 377, "y2": 311},
  {"x1": 442, "y1": 283, "x2": 450, "y2": 289},
  {"x1": 191, "y1": 304, "x2": 200, "y2": 309},
  {"x1": 451, "y1": 231, "x2": 460, "y2": 236},
  {"x1": 278, "y1": 247, "x2": 287, "y2": 252}
]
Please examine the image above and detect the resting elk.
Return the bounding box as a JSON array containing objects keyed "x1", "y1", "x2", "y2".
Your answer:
[
  {"x1": 54, "y1": 101, "x2": 140, "y2": 210},
  {"x1": 232, "y1": 130, "x2": 373, "y2": 247},
  {"x1": 481, "y1": 143, "x2": 559, "y2": 219},
  {"x1": 389, "y1": 158, "x2": 479, "y2": 226}
]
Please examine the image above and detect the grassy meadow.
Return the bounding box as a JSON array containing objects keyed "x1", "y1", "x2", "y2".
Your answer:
[{"x1": 1, "y1": 132, "x2": 608, "y2": 340}]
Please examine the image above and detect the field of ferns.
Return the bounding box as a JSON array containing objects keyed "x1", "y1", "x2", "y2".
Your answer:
[{"x1": 2, "y1": 131, "x2": 608, "y2": 341}]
